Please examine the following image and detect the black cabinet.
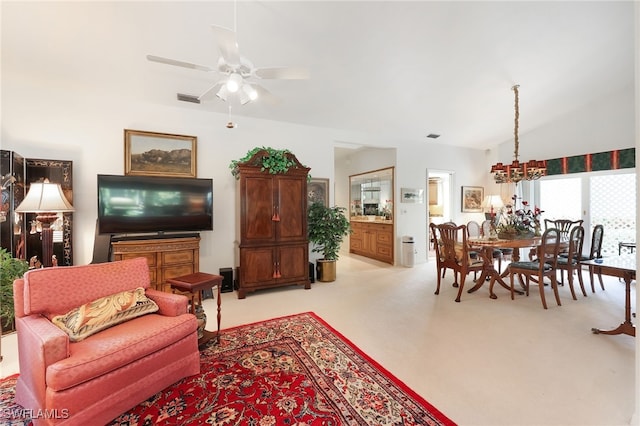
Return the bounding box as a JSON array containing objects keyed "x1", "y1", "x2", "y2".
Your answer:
[{"x1": 0, "y1": 150, "x2": 25, "y2": 258}]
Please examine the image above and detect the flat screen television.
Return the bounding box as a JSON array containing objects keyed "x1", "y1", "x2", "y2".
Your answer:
[{"x1": 97, "y1": 174, "x2": 213, "y2": 234}]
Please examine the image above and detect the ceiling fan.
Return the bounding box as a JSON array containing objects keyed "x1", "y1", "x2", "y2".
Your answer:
[{"x1": 147, "y1": 25, "x2": 309, "y2": 105}]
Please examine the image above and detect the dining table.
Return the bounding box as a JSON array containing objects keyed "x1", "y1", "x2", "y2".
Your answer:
[
  {"x1": 467, "y1": 236, "x2": 542, "y2": 299},
  {"x1": 581, "y1": 255, "x2": 636, "y2": 337}
]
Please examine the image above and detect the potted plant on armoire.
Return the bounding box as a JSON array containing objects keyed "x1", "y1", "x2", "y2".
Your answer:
[{"x1": 307, "y1": 202, "x2": 351, "y2": 282}]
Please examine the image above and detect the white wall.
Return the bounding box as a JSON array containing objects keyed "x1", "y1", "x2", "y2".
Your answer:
[{"x1": 1, "y1": 76, "x2": 344, "y2": 270}]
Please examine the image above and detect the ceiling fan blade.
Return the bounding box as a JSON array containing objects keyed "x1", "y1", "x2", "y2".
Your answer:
[
  {"x1": 253, "y1": 84, "x2": 282, "y2": 105},
  {"x1": 211, "y1": 25, "x2": 240, "y2": 67},
  {"x1": 253, "y1": 67, "x2": 310, "y2": 80},
  {"x1": 147, "y1": 55, "x2": 213, "y2": 72},
  {"x1": 198, "y1": 81, "x2": 225, "y2": 101}
]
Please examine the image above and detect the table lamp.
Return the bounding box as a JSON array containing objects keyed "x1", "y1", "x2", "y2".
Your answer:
[
  {"x1": 15, "y1": 179, "x2": 74, "y2": 267},
  {"x1": 482, "y1": 195, "x2": 504, "y2": 223}
]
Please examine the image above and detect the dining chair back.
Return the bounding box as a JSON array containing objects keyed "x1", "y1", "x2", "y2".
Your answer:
[
  {"x1": 556, "y1": 225, "x2": 587, "y2": 299},
  {"x1": 433, "y1": 222, "x2": 483, "y2": 302},
  {"x1": 508, "y1": 228, "x2": 562, "y2": 309},
  {"x1": 467, "y1": 220, "x2": 481, "y2": 238},
  {"x1": 544, "y1": 219, "x2": 583, "y2": 242},
  {"x1": 583, "y1": 224, "x2": 605, "y2": 292},
  {"x1": 466, "y1": 221, "x2": 482, "y2": 280}
]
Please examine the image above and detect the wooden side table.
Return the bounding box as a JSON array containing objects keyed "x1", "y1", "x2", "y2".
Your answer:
[{"x1": 167, "y1": 272, "x2": 222, "y2": 346}]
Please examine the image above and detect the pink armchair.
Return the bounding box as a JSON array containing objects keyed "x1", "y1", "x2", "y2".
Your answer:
[{"x1": 13, "y1": 257, "x2": 200, "y2": 425}]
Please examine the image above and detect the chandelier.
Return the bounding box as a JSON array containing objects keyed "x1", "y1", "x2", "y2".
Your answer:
[{"x1": 490, "y1": 85, "x2": 547, "y2": 184}]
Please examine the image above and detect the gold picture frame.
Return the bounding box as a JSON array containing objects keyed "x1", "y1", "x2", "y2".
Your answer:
[
  {"x1": 308, "y1": 178, "x2": 329, "y2": 207},
  {"x1": 124, "y1": 129, "x2": 197, "y2": 178},
  {"x1": 461, "y1": 186, "x2": 484, "y2": 213}
]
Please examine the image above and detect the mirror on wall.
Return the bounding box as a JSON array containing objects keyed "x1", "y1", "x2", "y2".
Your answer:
[{"x1": 349, "y1": 167, "x2": 394, "y2": 221}]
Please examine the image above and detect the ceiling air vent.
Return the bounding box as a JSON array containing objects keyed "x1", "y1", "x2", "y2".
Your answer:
[{"x1": 177, "y1": 93, "x2": 200, "y2": 104}]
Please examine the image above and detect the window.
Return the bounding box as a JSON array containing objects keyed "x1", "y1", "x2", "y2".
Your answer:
[
  {"x1": 590, "y1": 173, "x2": 636, "y2": 255},
  {"x1": 537, "y1": 171, "x2": 635, "y2": 256}
]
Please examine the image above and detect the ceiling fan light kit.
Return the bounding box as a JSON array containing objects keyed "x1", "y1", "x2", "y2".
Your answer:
[
  {"x1": 226, "y1": 73, "x2": 243, "y2": 93},
  {"x1": 490, "y1": 85, "x2": 547, "y2": 184},
  {"x1": 240, "y1": 84, "x2": 258, "y2": 105}
]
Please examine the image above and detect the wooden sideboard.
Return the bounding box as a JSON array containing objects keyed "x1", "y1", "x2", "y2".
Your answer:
[
  {"x1": 349, "y1": 221, "x2": 394, "y2": 264},
  {"x1": 111, "y1": 235, "x2": 200, "y2": 292}
]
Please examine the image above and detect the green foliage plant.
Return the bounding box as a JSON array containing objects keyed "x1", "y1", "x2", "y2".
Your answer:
[
  {"x1": 0, "y1": 248, "x2": 29, "y2": 328},
  {"x1": 307, "y1": 202, "x2": 351, "y2": 261},
  {"x1": 229, "y1": 146, "x2": 310, "y2": 180}
]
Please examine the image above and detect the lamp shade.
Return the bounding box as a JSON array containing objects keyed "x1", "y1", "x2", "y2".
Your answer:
[
  {"x1": 482, "y1": 195, "x2": 504, "y2": 211},
  {"x1": 15, "y1": 180, "x2": 74, "y2": 213}
]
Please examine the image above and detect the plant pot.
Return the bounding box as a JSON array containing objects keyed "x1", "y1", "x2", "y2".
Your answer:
[
  {"x1": 498, "y1": 230, "x2": 535, "y2": 240},
  {"x1": 316, "y1": 259, "x2": 336, "y2": 282}
]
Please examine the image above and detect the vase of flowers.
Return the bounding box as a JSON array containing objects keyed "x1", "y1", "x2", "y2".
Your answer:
[{"x1": 496, "y1": 194, "x2": 543, "y2": 239}]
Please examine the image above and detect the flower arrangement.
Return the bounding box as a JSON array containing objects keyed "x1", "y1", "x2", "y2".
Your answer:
[{"x1": 496, "y1": 194, "x2": 544, "y2": 238}]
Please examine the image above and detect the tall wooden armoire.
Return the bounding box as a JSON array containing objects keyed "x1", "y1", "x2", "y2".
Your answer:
[{"x1": 237, "y1": 150, "x2": 310, "y2": 299}]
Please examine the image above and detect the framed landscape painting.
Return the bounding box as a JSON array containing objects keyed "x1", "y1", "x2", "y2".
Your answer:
[
  {"x1": 461, "y1": 186, "x2": 484, "y2": 212},
  {"x1": 400, "y1": 187, "x2": 424, "y2": 204},
  {"x1": 124, "y1": 129, "x2": 197, "y2": 178}
]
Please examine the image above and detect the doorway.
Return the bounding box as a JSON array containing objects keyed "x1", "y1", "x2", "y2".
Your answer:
[{"x1": 427, "y1": 169, "x2": 454, "y2": 260}]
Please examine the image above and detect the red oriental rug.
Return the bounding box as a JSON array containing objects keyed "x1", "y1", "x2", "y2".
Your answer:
[{"x1": 1, "y1": 312, "x2": 455, "y2": 425}]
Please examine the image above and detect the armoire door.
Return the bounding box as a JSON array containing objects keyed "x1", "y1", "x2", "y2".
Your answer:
[
  {"x1": 241, "y1": 174, "x2": 276, "y2": 244},
  {"x1": 275, "y1": 174, "x2": 307, "y2": 242}
]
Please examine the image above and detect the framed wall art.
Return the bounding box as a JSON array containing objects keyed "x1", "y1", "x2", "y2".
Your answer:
[
  {"x1": 461, "y1": 186, "x2": 484, "y2": 212},
  {"x1": 400, "y1": 187, "x2": 424, "y2": 204},
  {"x1": 124, "y1": 129, "x2": 197, "y2": 178},
  {"x1": 308, "y1": 178, "x2": 329, "y2": 207}
]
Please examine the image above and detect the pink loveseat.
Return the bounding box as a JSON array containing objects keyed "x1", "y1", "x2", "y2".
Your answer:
[{"x1": 12, "y1": 257, "x2": 200, "y2": 425}]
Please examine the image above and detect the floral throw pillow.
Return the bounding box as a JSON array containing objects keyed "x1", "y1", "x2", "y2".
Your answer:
[{"x1": 52, "y1": 287, "x2": 158, "y2": 342}]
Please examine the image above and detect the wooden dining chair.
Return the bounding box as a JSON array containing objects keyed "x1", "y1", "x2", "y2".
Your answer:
[
  {"x1": 434, "y1": 221, "x2": 457, "y2": 280},
  {"x1": 466, "y1": 221, "x2": 483, "y2": 280},
  {"x1": 508, "y1": 228, "x2": 562, "y2": 309},
  {"x1": 556, "y1": 225, "x2": 587, "y2": 299},
  {"x1": 578, "y1": 224, "x2": 605, "y2": 292},
  {"x1": 432, "y1": 222, "x2": 484, "y2": 302}
]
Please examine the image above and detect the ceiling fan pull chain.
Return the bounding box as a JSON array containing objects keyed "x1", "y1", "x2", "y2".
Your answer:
[{"x1": 233, "y1": 0, "x2": 237, "y2": 33}]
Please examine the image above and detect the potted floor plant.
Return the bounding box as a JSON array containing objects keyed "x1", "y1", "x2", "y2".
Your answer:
[
  {"x1": 0, "y1": 248, "x2": 29, "y2": 333},
  {"x1": 308, "y1": 202, "x2": 351, "y2": 282}
]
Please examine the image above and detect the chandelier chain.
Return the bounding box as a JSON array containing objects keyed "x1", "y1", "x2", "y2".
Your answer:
[{"x1": 490, "y1": 84, "x2": 547, "y2": 184}]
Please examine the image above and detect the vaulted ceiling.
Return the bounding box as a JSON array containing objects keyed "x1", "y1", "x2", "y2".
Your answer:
[{"x1": 2, "y1": 1, "x2": 635, "y2": 151}]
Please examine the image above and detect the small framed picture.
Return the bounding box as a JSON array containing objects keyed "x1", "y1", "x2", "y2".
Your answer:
[
  {"x1": 461, "y1": 186, "x2": 484, "y2": 212},
  {"x1": 400, "y1": 188, "x2": 424, "y2": 204},
  {"x1": 308, "y1": 178, "x2": 329, "y2": 207},
  {"x1": 124, "y1": 129, "x2": 197, "y2": 178}
]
